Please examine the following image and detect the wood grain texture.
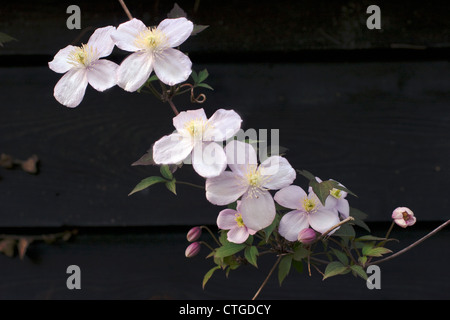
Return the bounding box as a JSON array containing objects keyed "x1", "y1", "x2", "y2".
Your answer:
[
  {"x1": 0, "y1": 0, "x2": 449, "y2": 56},
  {"x1": 1, "y1": 60, "x2": 449, "y2": 227},
  {"x1": 0, "y1": 224, "x2": 448, "y2": 299}
]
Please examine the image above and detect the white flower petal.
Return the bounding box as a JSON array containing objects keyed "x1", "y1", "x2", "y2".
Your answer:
[
  {"x1": 278, "y1": 210, "x2": 309, "y2": 242},
  {"x1": 86, "y1": 59, "x2": 118, "y2": 91},
  {"x1": 111, "y1": 18, "x2": 147, "y2": 52},
  {"x1": 239, "y1": 190, "x2": 276, "y2": 231},
  {"x1": 172, "y1": 108, "x2": 207, "y2": 133},
  {"x1": 157, "y1": 17, "x2": 193, "y2": 48},
  {"x1": 274, "y1": 185, "x2": 306, "y2": 210},
  {"x1": 308, "y1": 208, "x2": 340, "y2": 234},
  {"x1": 227, "y1": 227, "x2": 249, "y2": 244},
  {"x1": 204, "y1": 109, "x2": 242, "y2": 141},
  {"x1": 48, "y1": 45, "x2": 76, "y2": 73},
  {"x1": 53, "y1": 68, "x2": 88, "y2": 108},
  {"x1": 152, "y1": 132, "x2": 193, "y2": 164},
  {"x1": 116, "y1": 51, "x2": 153, "y2": 92},
  {"x1": 217, "y1": 209, "x2": 238, "y2": 230},
  {"x1": 259, "y1": 156, "x2": 296, "y2": 190},
  {"x1": 206, "y1": 171, "x2": 248, "y2": 206},
  {"x1": 87, "y1": 26, "x2": 116, "y2": 58},
  {"x1": 336, "y1": 199, "x2": 350, "y2": 218},
  {"x1": 192, "y1": 142, "x2": 227, "y2": 178},
  {"x1": 225, "y1": 140, "x2": 258, "y2": 176},
  {"x1": 153, "y1": 48, "x2": 192, "y2": 86}
]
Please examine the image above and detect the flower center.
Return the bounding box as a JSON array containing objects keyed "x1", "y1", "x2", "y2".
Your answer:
[
  {"x1": 234, "y1": 213, "x2": 245, "y2": 228},
  {"x1": 330, "y1": 188, "x2": 342, "y2": 199},
  {"x1": 302, "y1": 197, "x2": 317, "y2": 213},
  {"x1": 135, "y1": 27, "x2": 167, "y2": 51},
  {"x1": 184, "y1": 119, "x2": 206, "y2": 138},
  {"x1": 67, "y1": 44, "x2": 97, "y2": 67},
  {"x1": 402, "y1": 211, "x2": 410, "y2": 221}
]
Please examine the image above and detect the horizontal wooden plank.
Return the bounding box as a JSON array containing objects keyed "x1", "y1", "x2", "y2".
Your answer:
[
  {"x1": 0, "y1": 61, "x2": 449, "y2": 227},
  {"x1": 0, "y1": 0, "x2": 449, "y2": 56},
  {"x1": 0, "y1": 224, "x2": 448, "y2": 299}
]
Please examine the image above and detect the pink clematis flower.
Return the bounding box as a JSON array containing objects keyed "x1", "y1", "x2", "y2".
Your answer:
[
  {"x1": 152, "y1": 108, "x2": 242, "y2": 178},
  {"x1": 112, "y1": 17, "x2": 193, "y2": 91},
  {"x1": 310, "y1": 177, "x2": 350, "y2": 219},
  {"x1": 49, "y1": 26, "x2": 118, "y2": 108},
  {"x1": 217, "y1": 201, "x2": 257, "y2": 244},
  {"x1": 206, "y1": 140, "x2": 296, "y2": 231},
  {"x1": 275, "y1": 185, "x2": 340, "y2": 241},
  {"x1": 392, "y1": 207, "x2": 416, "y2": 228}
]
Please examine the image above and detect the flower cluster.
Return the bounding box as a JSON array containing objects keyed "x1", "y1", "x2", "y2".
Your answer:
[{"x1": 49, "y1": 7, "x2": 447, "y2": 300}]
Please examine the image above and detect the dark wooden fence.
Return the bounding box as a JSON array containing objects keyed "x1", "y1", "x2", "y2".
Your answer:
[{"x1": 0, "y1": 0, "x2": 449, "y2": 300}]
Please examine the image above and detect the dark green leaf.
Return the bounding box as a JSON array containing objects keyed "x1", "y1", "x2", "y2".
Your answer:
[
  {"x1": 128, "y1": 176, "x2": 167, "y2": 195},
  {"x1": 202, "y1": 266, "x2": 220, "y2": 289},
  {"x1": 278, "y1": 255, "x2": 293, "y2": 286},
  {"x1": 323, "y1": 261, "x2": 348, "y2": 280},
  {"x1": 263, "y1": 214, "x2": 280, "y2": 242},
  {"x1": 309, "y1": 180, "x2": 331, "y2": 205},
  {"x1": 331, "y1": 248, "x2": 349, "y2": 265},
  {"x1": 214, "y1": 242, "x2": 246, "y2": 258},
  {"x1": 293, "y1": 245, "x2": 309, "y2": 261},
  {"x1": 197, "y1": 69, "x2": 209, "y2": 83},
  {"x1": 160, "y1": 165, "x2": 173, "y2": 180},
  {"x1": 190, "y1": 70, "x2": 198, "y2": 83},
  {"x1": 244, "y1": 246, "x2": 259, "y2": 268},
  {"x1": 350, "y1": 265, "x2": 368, "y2": 280},
  {"x1": 332, "y1": 223, "x2": 355, "y2": 238},
  {"x1": 296, "y1": 169, "x2": 316, "y2": 181},
  {"x1": 165, "y1": 179, "x2": 177, "y2": 195},
  {"x1": 356, "y1": 235, "x2": 389, "y2": 242},
  {"x1": 292, "y1": 260, "x2": 304, "y2": 273},
  {"x1": 131, "y1": 150, "x2": 155, "y2": 166}
]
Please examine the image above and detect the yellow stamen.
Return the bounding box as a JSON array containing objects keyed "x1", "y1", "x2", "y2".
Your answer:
[
  {"x1": 234, "y1": 213, "x2": 245, "y2": 228},
  {"x1": 302, "y1": 197, "x2": 317, "y2": 213},
  {"x1": 134, "y1": 27, "x2": 167, "y2": 51},
  {"x1": 330, "y1": 188, "x2": 342, "y2": 199},
  {"x1": 67, "y1": 44, "x2": 97, "y2": 67}
]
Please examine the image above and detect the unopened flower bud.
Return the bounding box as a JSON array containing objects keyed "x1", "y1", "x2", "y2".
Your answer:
[
  {"x1": 186, "y1": 226, "x2": 202, "y2": 242},
  {"x1": 298, "y1": 228, "x2": 316, "y2": 244},
  {"x1": 392, "y1": 207, "x2": 416, "y2": 228},
  {"x1": 185, "y1": 242, "x2": 201, "y2": 258}
]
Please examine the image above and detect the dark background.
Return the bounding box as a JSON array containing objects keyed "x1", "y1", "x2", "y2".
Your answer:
[{"x1": 0, "y1": 0, "x2": 449, "y2": 300}]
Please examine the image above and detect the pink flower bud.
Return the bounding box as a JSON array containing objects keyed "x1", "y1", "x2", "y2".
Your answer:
[
  {"x1": 392, "y1": 207, "x2": 416, "y2": 228},
  {"x1": 185, "y1": 242, "x2": 201, "y2": 258},
  {"x1": 298, "y1": 228, "x2": 316, "y2": 244},
  {"x1": 186, "y1": 226, "x2": 202, "y2": 242}
]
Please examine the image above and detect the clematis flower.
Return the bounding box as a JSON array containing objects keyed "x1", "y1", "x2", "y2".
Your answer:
[
  {"x1": 49, "y1": 26, "x2": 118, "y2": 108},
  {"x1": 310, "y1": 177, "x2": 350, "y2": 219},
  {"x1": 112, "y1": 17, "x2": 193, "y2": 91},
  {"x1": 392, "y1": 207, "x2": 416, "y2": 228},
  {"x1": 297, "y1": 228, "x2": 316, "y2": 244},
  {"x1": 217, "y1": 201, "x2": 257, "y2": 244},
  {"x1": 206, "y1": 140, "x2": 296, "y2": 231},
  {"x1": 275, "y1": 185, "x2": 340, "y2": 241},
  {"x1": 153, "y1": 108, "x2": 242, "y2": 178}
]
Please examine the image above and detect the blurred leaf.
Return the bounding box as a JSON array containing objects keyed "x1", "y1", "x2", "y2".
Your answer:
[
  {"x1": 128, "y1": 176, "x2": 167, "y2": 195},
  {"x1": 358, "y1": 256, "x2": 368, "y2": 267},
  {"x1": 0, "y1": 239, "x2": 16, "y2": 257},
  {"x1": 191, "y1": 24, "x2": 209, "y2": 36},
  {"x1": 196, "y1": 83, "x2": 214, "y2": 90},
  {"x1": 356, "y1": 235, "x2": 389, "y2": 242},
  {"x1": 131, "y1": 150, "x2": 156, "y2": 166},
  {"x1": 323, "y1": 261, "x2": 348, "y2": 280},
  {"x1": 0, "y1": 32, "x2": 17, "y2": 47},
  {"x1": 202, "y1": 265, "x2": 220, "y2": 289},
  {"x1": 244, "y1": 246, "x2": 258, "y2": 268},
  {"x1": 278, "y1": 255, "x2": 292, "y2": 286},
  {"x1": 167, "y1": 3, "x2": 187, "y2": 18}
]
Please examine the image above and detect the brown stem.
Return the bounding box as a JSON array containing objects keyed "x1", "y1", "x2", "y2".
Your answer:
[
  {"x1": 318, "y1": 216, "x2": 354, "y2": 240},
  {"x1": 367, "y1": 219, "x2": 450, "y2": 266},
  {"x1": 252, "y1": 255, "x2": 282, "y2": 300},
  {"x1": 118, "y1": 0, "x2": 133, "y2": 20},
  {"x1": 167, "y1": 98, "x2": 180, "y2": 116}
]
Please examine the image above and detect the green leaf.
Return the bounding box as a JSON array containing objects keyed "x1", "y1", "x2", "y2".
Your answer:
[
  {"x1": 262, "y1": 214, "x2": 280, "y2": 242},
  {"x1": 350, "y1": 265, "x2": 368, "y2": 280},
  {"x1": 196, "y1": 83, "x2": 214, "y2": 90},
  {"x1": 358, "y1": 256, "x2": 368, "y2": 267},
  {"x1": 190, "y1": 70, "x2": 198, "y2": 83},
  {"x1": 292, "y1": 260, "x2": 304, "y2": 273},
  {"x1": 309, "y1": 179, "x2": 332, "y2": 205},
  {"x1": 278, "y1": 255, "x2": 293, "y2": 286},
  {"x1": 167, "y1": 3, "x2": 187, "y2": 18},
  {"x1": 244, "y1": 246, "x2": 259, "y2": 268},
  {"x1": 165, "y1": 179, "x2": 177, "y2": 195},
  {"x1": 296, "y1": 169, "x2": 316, "y2": 181},
  {"x1": 191, "y1": 24, "x2": 209, "y2": 36},
  {"x1": 214, "y1": 242, "x2": 246, "y2": 258},
  {"x1": 227, "y1": 201, "x2": 237, "y2": 210},
  {"x1": 362, "y1": 247, "x2": 392, "y2": 257},
  {"x1": 293, "y1": 245, "x2": 309, "y2": 261},
  {"x1": 128, "y1": 176, "x2": 167, "y2": 195},
  {"x1": 356, "y1": 235, "x2": 389, "y2": 242},
  {"x1": 197, "y1": 69, "x2": 209, "y2": 83},
  {"x1": 332, "y1": 223, "x2": 355, "y2": 238},
  {"x1": 333, "y1": 184, "x2": 357, "y2": 198},
  {"x1": 131, "y1": 149, "x2": 155, "y2": 166},
  {"x1": 331, "y1": 248, "x2": 349, "y2": 265},
  {"x1": 202, "y1": 266, "x2": 220, "y2": 289},
  {"x1": 350, "y1": 207, "x2": 371, "y2": 232},
  {"x1": 323, "y1": 261, "x2": 348, "y2": 280},
  {"x1": 160, "y1": 165, "x2": 173, "y2": 180}
]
